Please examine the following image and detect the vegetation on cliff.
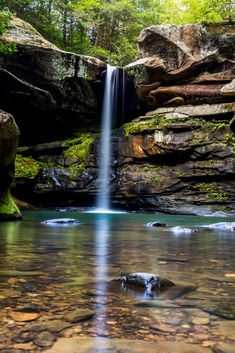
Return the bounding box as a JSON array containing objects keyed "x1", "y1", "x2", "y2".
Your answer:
[
  {"x1": 0, "y1": 191, "x2": 21, "y2": 220},
  {"x1": 63, "y1": 134, "x2": 95, "y2": 175},
  {"x1": 0, "y1": 9, "x2": 16, "y2": 53},
  {"x1": 0, "y1": 0, "x2": 233, "y2": 64}
]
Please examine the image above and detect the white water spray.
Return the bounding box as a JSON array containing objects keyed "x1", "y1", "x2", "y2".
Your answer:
[{"x1": 96, "y1": 65, "x2": 119, "y2": 212}]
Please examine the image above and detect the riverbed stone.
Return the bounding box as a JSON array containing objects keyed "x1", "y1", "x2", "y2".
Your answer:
[
  {"x1": 64, "y1": 308, "x2": 95, "y2": 323},
  {"x1": 29, "y1": 320, "x2": 72, "y2": 333},
  {"x1": 213, "y1": 342, "x2": 235, "y2": 353},
  {"x1": 34, "y1": 332, "x2": 56, "y2": 348},
  {"x1": 203, "y1": 303, "x2": 235, "y2": 319},
  {"x1": 217, "y1": 320, "x2": 235, "y2": 339},
  {"x1": 8, "y1": 311, "x2": 40, "y2": 322},
  {"x1": 43, "y1": 337, "x2": 213, "y2": 353}
]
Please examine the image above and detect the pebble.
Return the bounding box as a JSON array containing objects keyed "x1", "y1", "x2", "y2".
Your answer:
[
  {"x1": 8, "y1": 311, "x2": 40, "y2": 322},
  {"x1": 150, "y1": 324, "x2": 176, "y2": 333},
  {"x1": 192, "y1": 318, "x2": 210, "y2": 325},
  {"x1": 12, "y1": 343, "x2": 35, "y2": 350},
  {"x1": 34, "y1": 332, "x2": 56, "y2": 348},
  {"x1": 213, "y1": 342, "x2": 235, "y2": 353}
]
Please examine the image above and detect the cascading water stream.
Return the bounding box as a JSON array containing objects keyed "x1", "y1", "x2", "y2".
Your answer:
[{"x1": 96, "y1": 65, "x2": 119, "y2": 212}]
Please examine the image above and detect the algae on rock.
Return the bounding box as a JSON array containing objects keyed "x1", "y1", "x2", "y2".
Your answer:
[{"x1": 0, "y1": 110, "x2": 21, "y2": 220}]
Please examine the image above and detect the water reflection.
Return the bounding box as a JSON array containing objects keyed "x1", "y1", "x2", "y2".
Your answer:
[{"x1": 93, "y1": 214, "x2": 110, "y2": 350}]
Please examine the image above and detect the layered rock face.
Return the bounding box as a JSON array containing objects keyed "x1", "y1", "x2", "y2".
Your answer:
[
  {"x1": 127, "y1": 23, "x2": 235, "y2": 110},
  {"x1": 0, "y1": 111, "x2": 21, "y2": 220},
  {"x1": 0, "y1": 17, "x2": 105, "y2": 144},
  {"x1": 117, "y1": 23, "x2": 235, "y2": 213},
  {"x1": 6, "y1": 21, "x2": 235, "y2": 214}
]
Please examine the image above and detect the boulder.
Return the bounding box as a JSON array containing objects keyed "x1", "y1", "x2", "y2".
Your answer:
[
  {"x1": 0, "y1": 17, "x2": 106, "y2": 144},
  {"x1": 138, "y1": 23, "x2": 235, "y2": 69},
  {"x1": 0, "y1": 110, "x2": 21, "y2": 220},
  {"x1": 126, "y1": 23, "x2": 235, "y2": 112}
]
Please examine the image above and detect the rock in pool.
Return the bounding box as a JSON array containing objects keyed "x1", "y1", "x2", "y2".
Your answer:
[
  {"x1": 41, "y1": 218, "x2": 81, "y2": 225},
  {"x1": 201, "y1": 222, "x2": 235, "y2": 231},
  {"x1": 119, "y1": 272, "x2": 174, "y2": 291},
  {"x1": 145, "y1": 222, "x2": 167, "y2": 228}
]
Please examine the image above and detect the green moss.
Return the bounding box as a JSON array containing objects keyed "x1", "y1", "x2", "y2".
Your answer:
[
  {"x1": 63, "y1": 134, "x2": 95, "y2": 175},
  {"x1": 124, "y1": 115, "x2": 164, "y2": 136},
  {"x1": 176, "y1": 172, "x2": 186, "y2": 177},
  {"x1": 15, "y1": 155, "x2": 41, "y2": 179},
  {"x1": 0, "y1": 191, "x2": 21, "y2": 220},
  {"x1": 142, "y1": 165, "x2": 168, "y2": 172},
  {"x1": 0, "y1": 10, "x2": 17, "y2": 54},
  {"x1": 197, "y1": 160, "x2": 214, "y2": 167},
  {"x1": 224, "y1": 133, "x2": 235, "y2": 143},
  {"x1": 194, "y1": 182, "x2": 229, "y2": 201},
  {"x1": 232, "y1": 144, "x2": 235, "y2": 156}
]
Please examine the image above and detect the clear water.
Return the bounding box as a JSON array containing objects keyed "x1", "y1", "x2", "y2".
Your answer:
[{"x1": 0, "y1": 211, "x2": 234, "y2": 347}]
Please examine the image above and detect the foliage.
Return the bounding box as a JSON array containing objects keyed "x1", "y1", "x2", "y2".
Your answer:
[
  {"x1": 0, "y1": 191, "x2": 21, "y2": 218},
  {"x1": 195, "y1": 182, "x2": 229, "y2": 201},
  {"x1": 0, "y1": 8, "x2": 16, "y2": 54},
  {"x1": 0, "y1": 0, "x2": 233, "y2": 64}
]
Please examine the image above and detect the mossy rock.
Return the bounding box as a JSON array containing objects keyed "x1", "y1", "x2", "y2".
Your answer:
[
  {"x1": 0, "y1": 191, "x2": 22, "y2": 220},
  {"x1": 15, "y1": 155, "x2": 41, "y2": 179},
  {"x1": 63, "y1": 134, "x2": 95, "y2": 175}
]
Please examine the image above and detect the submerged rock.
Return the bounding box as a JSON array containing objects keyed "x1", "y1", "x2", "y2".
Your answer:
[
  {"x1": 64, "y1": 309, "x2": 95, "y2": 323},
  {"x1": 41, "y1": 218, "x2": 81, "y2": 225}
]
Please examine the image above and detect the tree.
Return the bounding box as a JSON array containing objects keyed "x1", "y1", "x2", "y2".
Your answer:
[{"x1": 0, "y1": 0, "x2": 233, "y2": 64}]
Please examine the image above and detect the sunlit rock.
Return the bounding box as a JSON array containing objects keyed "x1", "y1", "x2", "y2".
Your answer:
[
  {"x1": 170, "y1": 226, "x2": 197, "y2": 234},
  {"x1": 201, "y1": 222, "x2": 235, "y2": 231}
]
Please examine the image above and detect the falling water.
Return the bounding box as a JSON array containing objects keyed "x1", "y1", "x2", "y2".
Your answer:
[
  {"x1": 96, "y1": 65, "x2": 119, "y2": 212},
  {"x1": 121, "y1": 68, "x2": 126, "y2": 125}
]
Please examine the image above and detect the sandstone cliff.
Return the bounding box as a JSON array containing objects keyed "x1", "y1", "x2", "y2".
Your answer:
[{"x1": 0, "y1": 18, "x2": 234, "y2": 215}]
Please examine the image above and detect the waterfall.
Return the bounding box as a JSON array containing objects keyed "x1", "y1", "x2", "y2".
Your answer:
[
  {"x1": 96, "y1": 65, "x2": 119, "y2": 211},
  {"x1": 121, "y1": 68, "x2": 126, "y2": 125}
]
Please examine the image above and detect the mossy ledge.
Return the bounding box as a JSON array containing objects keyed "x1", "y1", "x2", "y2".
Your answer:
[
  {"x1": 63, "y1": 134, "x2": 95, "y2": 175},
  {"x1": 0, "y1": 191, "x2": 22, "y2": 221}
]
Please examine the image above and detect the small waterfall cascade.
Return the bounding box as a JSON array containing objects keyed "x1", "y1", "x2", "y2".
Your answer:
[{"x1": 96, "y1": 64, "x2": 119, "y2": 212}]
